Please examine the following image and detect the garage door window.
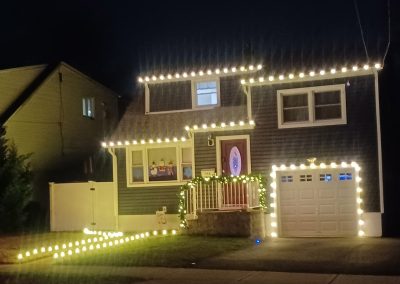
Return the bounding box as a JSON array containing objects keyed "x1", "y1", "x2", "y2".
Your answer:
[
  {"x1": 300, "y1": 174, "x2": 312, "y2": 182},
  {"x1": 320, "y1": 174, "x2": 332, "y2": 182},
  {"x1": 339, "y1": 173, "x2": 352, "y2": 181},
  {"x1": 281, "y1": 175, "x2": 293, "y2": 182}
]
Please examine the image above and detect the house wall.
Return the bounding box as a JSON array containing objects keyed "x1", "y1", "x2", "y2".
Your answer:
[
  {"x1": 0, "y1": 65, "x2": 45, "y2": 115},
  {"x1": 4, "y1": 63, "x2": 119, "y2": 202},
  {"x1": 115, "y1": 148, "x2": 181, "y2": 215},
  {"x1": 147, "y1": 76, "x2": 246, "y2": 113},
  {"x1": 193, "y1": 75, "x2": 379, "y2": 212}
]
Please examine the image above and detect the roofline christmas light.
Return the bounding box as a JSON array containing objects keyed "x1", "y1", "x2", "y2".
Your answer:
[
  {"x1": 240, "y1": 63, "x2": 382, "y2": 86},
  {"x1": 269, "y1": 161, "x2": 364, "y2": 238},
  {"x1": 138, "y1": 64, "x2": 262, "y2": 84},
  {"x1": 101, "y1": 136, "x2": 190, "y2": 148},
  {"x1": 184, "y1": 120, "x2": 255, "y2": 133}
]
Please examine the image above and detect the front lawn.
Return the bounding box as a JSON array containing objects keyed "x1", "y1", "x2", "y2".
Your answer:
[
  {"x1": 62, "y1": 235, "x2": 254, "y2": 267},
  {"x1": 0, "y1": 232, "x2": 86, "y2": 264}
]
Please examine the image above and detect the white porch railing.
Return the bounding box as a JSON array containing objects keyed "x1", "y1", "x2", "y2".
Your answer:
[{"x1": 184, "y1": 179, "x2": 261, "y2": 219}]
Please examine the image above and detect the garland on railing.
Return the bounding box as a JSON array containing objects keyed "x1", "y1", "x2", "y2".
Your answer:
[{"x1": 178, "y1": 174, "x2": 267, "y2": 229}]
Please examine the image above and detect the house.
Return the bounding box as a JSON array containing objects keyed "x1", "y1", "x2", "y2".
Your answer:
[
  {"x1": 0, "y1": 62, "x2": 119, "y2": 211},
  {"x1": 102, "y1": 62, "x2": 383, "y2": 237}
]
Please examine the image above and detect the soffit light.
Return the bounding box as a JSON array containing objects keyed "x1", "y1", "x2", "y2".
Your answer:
[
  {"x1": 138, "y1": 64, "x2": 262, "y2": 83},
  {"x1": 240, "y1": 63, "x2": 382, "y2": 85}
]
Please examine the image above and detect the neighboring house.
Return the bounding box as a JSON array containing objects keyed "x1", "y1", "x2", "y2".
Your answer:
[
  {"x1": 0, "y1": 62, "x2": 119, "y2": 207},
  {"x1": 104, "y1": 62, "x2": 383, "y2": 237}
]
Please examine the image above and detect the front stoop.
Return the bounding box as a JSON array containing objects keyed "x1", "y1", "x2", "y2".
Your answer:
[{"x1": 185, "y1": 210, "x2": 266, "y2": 238}]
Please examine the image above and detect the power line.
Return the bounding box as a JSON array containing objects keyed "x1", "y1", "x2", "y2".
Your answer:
[
  {"x1": 382, "y1": 0, "x2": 391, "y2": 66},
  {"x1": 353, "y1": 0, "x2": 369, "y2": 62}
]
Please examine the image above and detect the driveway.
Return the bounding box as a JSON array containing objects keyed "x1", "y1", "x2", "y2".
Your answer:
[{"x1": 196, "y1": 237, "x2": 400, "y2": 275}]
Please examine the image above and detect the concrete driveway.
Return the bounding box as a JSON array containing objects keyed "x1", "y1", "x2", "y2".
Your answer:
[{"x1": 196, "y1": 237, "x2": 400, "y2": 275}]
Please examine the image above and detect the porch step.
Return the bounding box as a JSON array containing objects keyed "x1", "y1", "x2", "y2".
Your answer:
[{"x1": 185, "y1": 210, "x2": 266, "y2": 238}]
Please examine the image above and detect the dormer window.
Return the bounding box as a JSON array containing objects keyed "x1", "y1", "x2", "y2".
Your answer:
[{"x1": 192, "y1": 79, "x2": 220, "y2": 108}]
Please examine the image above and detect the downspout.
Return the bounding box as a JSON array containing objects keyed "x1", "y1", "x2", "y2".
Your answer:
[
  {"x1": 373, "y1": 70, "x2": 384, "y2": 213},
  {"x1": 107, "y1": 147, "x2": 119, "y2": 230}
]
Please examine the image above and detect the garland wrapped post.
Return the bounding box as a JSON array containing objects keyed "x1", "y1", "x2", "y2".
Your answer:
[{"x1": 178, "y1": 173, "x2": 267, "y2": 229}]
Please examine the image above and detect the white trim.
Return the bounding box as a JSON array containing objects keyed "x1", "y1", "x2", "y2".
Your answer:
[
  {"x1": 107, "y1": 148, "x2": 119, "y2": 230},
  {"x1": 277, "y1": 84, "x2": 347, "y2": 129},
  {"x1": 125, "y1": 141, "x2": 193, "y2": 188},
  {"x1": 144, "y1": 84, "x2": 150, "y2": 114},
  {"x1": 374, "y1": 70, "x2": 384, "y2": 213},
  {"x1": 247, "y1": 86, "x2": 253, "y2": 120},
  {"x1": 216, "y1": 135, "x2": 251, "y2": 176},
  {"x1": 191, "y1": 77, "x2": 221, "y2": 109}
]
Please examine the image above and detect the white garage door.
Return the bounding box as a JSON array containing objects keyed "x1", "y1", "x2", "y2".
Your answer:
[{"x1": 278, "y1": 168, "x2": 357, "y2": 237}]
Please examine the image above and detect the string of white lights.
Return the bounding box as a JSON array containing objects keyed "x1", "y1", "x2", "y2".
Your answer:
[
  {"x1": 184, "y1": 120, "x2": 255, "y2": 132},
  {"x1": 138, "y1": 64, "x2": 263, "y2": 83},
  {"x1": 102, "y1": 136, "x2": 189, "y2": 148},
  {"x1": 241, "y1": 63, "x2": 382, "y2": 85}
]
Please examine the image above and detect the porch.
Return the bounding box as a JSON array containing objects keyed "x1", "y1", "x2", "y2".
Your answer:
[{"x1": 179, "y1": 175, "x2": 268, "y2": 237}]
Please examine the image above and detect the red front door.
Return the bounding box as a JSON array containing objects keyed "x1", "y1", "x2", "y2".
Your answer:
[{"x1": 220, "y1": 139, "x2": 248, "y2": 208}]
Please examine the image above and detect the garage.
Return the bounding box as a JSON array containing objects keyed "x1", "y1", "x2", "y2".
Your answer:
[{"x1": 273, "y1": 164, "x2": 361, "y2": 237}]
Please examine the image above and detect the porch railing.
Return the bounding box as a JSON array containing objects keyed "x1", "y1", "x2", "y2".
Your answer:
[{"x1": 184, "y1": 178, "x2": 261, "y2": 220}]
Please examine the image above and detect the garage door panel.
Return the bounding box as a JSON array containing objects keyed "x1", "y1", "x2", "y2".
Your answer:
[
  {"x1": 278, "y1": 168, "x2": 357, "y2": 237},
  {"x1": 280, "y1": 205, "x2": 297, "y2": 215},
  {"x1": 319, "y1": 204, "x2": 336, "y2": 214},
  {"x1": 320, "y1": 221, "x2": 338, "y2": 232},
  {"x1": 299, "y1": 206, "x2": 317, "y2": 215},
  {"x1": 280, "y1": 190, "x2": 296, "y2": 201},
  {"x1": 319, "y1": 189, "x2": 336, "y2": 199},
  {"x1": 299, "y1": 189, "x2": 314, "y2": 199}
]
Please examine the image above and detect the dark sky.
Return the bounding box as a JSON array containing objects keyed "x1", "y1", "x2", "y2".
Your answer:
[{"x1": 0, "y1": 0, "x2": 393, "y2": 97}]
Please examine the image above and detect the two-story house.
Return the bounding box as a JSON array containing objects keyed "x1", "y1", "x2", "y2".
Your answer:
[
  {"x1": 1, "y1": 62, "x2": 119, "y2": 210},
  {"x1": 105, "y1": 62, "x2": 383, "y2": 237}
]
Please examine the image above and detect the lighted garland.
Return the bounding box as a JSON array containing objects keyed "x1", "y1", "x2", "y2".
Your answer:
[{"x1": 178, "y1": 173, "x2": 267, "y2": 228}]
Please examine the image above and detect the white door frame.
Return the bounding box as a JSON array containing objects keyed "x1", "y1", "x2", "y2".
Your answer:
[{"x1": 216, "y1": 135, "x2": 251, "y2": 176}]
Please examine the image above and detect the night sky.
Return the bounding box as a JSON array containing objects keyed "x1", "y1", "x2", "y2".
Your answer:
[
  {"x1": 0, "y1": 0, "x2": 394, "y2": 96},
  {"x1": 1, "y1": 0, "x2": 399, "y2": 234}
]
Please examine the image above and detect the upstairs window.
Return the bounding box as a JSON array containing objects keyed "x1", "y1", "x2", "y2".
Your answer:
[
  {"x1": 277, "y1": 84, "x2": 346, "y2": 128},
  {"x1": 82, "y1": 97, "x2": 95, "y2": 118},
  {"x1": 192, "y1": 79, "x2": 220, "y2": 108}
]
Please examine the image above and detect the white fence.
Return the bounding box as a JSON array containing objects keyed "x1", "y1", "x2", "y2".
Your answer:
[
  {"x1": 49, "y1": 181, "x2": 116, "y2": 231},
  {"x1": 184, "y1": 179, "x2": 261, "y2": 219}
]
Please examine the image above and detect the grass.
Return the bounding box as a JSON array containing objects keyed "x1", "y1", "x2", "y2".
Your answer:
[
  {"x1": 62, "y1": 235, "x2": 254, "y2": 267},
  {"x1": 0, "y1": 232, "x2": 88, "y2": 264},
  {"x1": 0, "y1": 272, "x2": 144, "y2": 284}
]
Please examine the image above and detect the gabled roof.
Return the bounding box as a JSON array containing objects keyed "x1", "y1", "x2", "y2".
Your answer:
[{"x1": 0, "y1": 62, "x2": 119, "y2": 125}]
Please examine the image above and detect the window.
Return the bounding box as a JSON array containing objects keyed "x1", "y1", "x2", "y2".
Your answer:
[
  {"x1": 127, "y1": 143, "x2": 192, "y2": 186},
  {"x1": 320, "y1": 174, "x2": 332, "y2": 182},
  {"x1": 277, "y1": 84, "x2": 346, "y2": 128},
  {"x1": 131, "y1": 151, "x2": 144, "y2": 182},
  {"x1": 181, "y1": 148, "x2": 193, "y2": 180},
  {"x1": 82, "y1": 97, "x2": 95, "y2": 118},
  {"x1": 339, "y1": 173, "x2": 352, "y2": 181},
  {"x1": 281, "y1": 175, "x2": 293, "y2": 182},
  {"x1": 192, "y1": 79, "x2": 220, "y2": 108},
  {"x1": 300, "y1": 174, "x2": 312, "y2": 182}
]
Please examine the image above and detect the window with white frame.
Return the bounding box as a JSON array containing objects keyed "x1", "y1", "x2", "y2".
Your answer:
[
  {"x1": 127, "y1": 144, "x2": 192, "y2": 186},
  {"x1": 277, "y1": 84, "x2": 346, "y2": 128},
  {"x1": 192, "y1": 78, "x2": 220, "y2": 108},
  {"x1": 82, "y1": 97, "x2": 95, "y2": 118}
]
